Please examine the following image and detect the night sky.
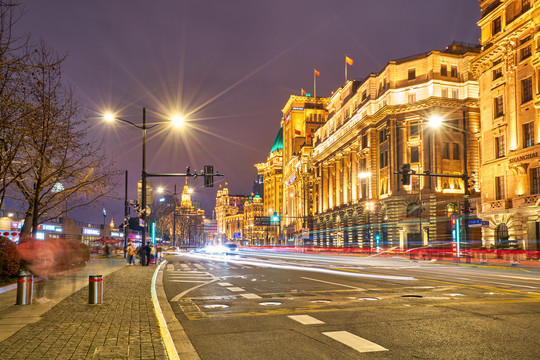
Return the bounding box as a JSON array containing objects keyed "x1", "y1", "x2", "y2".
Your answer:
[{"x1": 17, "y1": 1, "x2": 481, "y2": 224}]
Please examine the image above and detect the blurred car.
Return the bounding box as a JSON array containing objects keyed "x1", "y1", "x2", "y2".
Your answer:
[
  {"x1": 224, "y1": 243, "x2": 238, "y2": 254},
  {"x1": 163, "y1": 246, "x2": 180, "y2": 255}
]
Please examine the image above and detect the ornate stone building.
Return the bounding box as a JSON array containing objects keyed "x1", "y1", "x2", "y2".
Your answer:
[
  {"x1": 281, "y1": 95, "x2": 329, "y2": 245},
  {"x1": 255, "y1": 127, "x2": 284, "y2": 244},
  {"x1": 214, "y1": 185, "x2": 248, "y2": 242},
  {"x1": 311, "y1": 43, "x2": 481, "y2": 250},
  {"x1": 243, "y1": 194, "x2": 265, "y2": 245},
  {"x1": 473, "y1": 0, "x2": 540, "y2": 251}
]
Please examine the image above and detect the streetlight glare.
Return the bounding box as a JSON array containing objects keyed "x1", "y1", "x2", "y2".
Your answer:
[
  {"x1": 104, "y1": 113, "x2": 116, "y2": 122},
  {"x1": 358, "y1": 172, "x2": 371, "y2": 179},
  {"x1": 428, "y1": 115, "x2": 443, "y2": 128},
  {"x1": 187, "y1": 188, "x2": 193, "y2": 194},
  {"x1": 171, "y1": 114, "x2": 185, "y2": 128},
  {"x1": 157, "y1": 187, "x2": 164, "y2": 193}
]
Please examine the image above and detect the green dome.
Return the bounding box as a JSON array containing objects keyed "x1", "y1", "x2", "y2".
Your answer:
[{"x1": 270, "y1": 127, "x2": 283, "y2": 153}]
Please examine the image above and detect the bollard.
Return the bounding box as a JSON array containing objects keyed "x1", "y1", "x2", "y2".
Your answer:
[
  {"x1": 89, "y1": 275, "x2": 103, "y2": 304},
  {"x1": 16, "y1": 273, "x2": 33, "y2": 305}
]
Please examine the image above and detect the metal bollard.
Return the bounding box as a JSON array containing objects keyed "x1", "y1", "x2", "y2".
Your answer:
[
  {"x1": 16, "y1": 274, "x2": 33, "y2": 305},
  {"x1": 89, "y1": 275, "x2": 103, "y2": 304}
]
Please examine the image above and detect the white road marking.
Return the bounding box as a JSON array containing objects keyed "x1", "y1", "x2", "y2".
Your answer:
[
  {"x1": 323, "y1": 331, "x2": 388, "y2": 353},
  {"x1": 166, "y1": 264, "x2": 174, "y2": 270},
  {"x1": 226, "y1": 287, "x2": 245, "y2": 292},
  {"x1": 171, "y1": 278, "x2": 219, "y2": 302},
  {"x1": 193, "y1": 264, "x2": 206, "y2": 270},
  {"x1": 288, "y1": 315, "x2": 324, "y2": 325},
  {"x1": 218, "y1": 282, "x2": 234, "y2": 287},
  {"x1": 168, "y1": 280, "x2": 211, "y2": 283},
  {"x1": 240, "y1": 293, "x2": 261, "y2": 299},
  {"x1": 301, "y1": 277, "x2": 366, "y2": 290}
]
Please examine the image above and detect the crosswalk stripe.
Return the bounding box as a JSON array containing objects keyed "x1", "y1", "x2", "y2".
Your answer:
[
  {"x1": 218, "y1": 282, "x2": 234, "y2": 287},
  {"x1": 226, "y1": 287, "x2": 245, "y2": 292},
  {"x1": 193, "y1": 264, "x2": 206, "y2": 270},
  {"x1": 288, "y1": 315, "x2": 324, "y2": 325},
  {"x1": 240, "y1": 293, "x2": 261, "y2": 299},
  {"x1": 322, "y1": 331, "x2": 387, "y2": 353}
]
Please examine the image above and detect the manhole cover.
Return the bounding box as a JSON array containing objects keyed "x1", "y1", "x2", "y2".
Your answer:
[
  {"x1": 310, "y1": 299, "x2": 331, "y2": 304},
  {"x1": 401, "y1": 295, "x2": 423, "y2": 298},
  {"x1": 203, "y1": 304, "x2": 229, "y2": 309},
  {"x1": 356, "y1": 297, "x2": 379, "y2": 301},
  {"x1": 259, "y1": 302, "x2": 281, "y2": 306}
]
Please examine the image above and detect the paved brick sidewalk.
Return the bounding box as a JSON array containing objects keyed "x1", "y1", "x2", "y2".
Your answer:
[{"x1": 0, "y1": 265, "x2": 167, "y2": 360}]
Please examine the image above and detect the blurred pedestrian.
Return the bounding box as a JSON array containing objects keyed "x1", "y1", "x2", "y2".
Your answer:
[
  {"x1": 150, "y1": 244, "x2": 157, "y2": 264},
  {"x1": 126, "y1": 242, "x2": 135, "y2": 265},
  {"x1": 103, "y1": 243, "x2": 110, "y2": 257},
  {"x1": 144, "y1": 243, "x2": 152, "y2": 266}
]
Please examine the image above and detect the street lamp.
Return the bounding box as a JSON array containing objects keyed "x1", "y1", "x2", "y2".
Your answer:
[{"x1": 103, "y1": 107, "x2": 184, "y2": 266}]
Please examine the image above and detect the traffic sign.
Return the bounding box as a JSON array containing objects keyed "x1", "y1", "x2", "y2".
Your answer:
[
  {"x1": 468, "y1": 219, "x2": 482, "y2": 227},
  {"x1": 254, "y1": 216, "x2": 271, "y2": 226}
]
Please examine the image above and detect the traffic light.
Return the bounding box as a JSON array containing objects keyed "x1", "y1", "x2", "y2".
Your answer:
[
  {"x1": 271, "y1": 212, "x2": 280, "y2": 225},
  {"x1": 204, "y1": 165, "x2": 214, "y2": 187},
  {"x1": 401, "y1": 163, "x2": 411, "y2": 186},
  {"x1": 374, "y1": 233, "x2": 381, "y2": 242}
]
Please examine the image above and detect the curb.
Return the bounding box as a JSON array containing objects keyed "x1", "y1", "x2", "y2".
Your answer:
[{"x1": 152, "y1": 261, "x2": 201, "y2": 360}]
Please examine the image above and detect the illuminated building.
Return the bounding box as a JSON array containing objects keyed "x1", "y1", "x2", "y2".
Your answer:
[
  {"x1": 255, "y1": 127, "x2": 284, "y2": 244},
  {"x1": 243, "y1": 194, "x2": 264, "y2": 245},
  {"x1": 281, "y1": 95, "x2": 329, "y2": 245},
  {"x1": 473, "y1": 0, "x2": 540, "y2": 251},
  {"x1": 311, "y1": 43, "x2": 480, "y2": 249},
  {"x1": 214, "y1": 184, "x2": 248, "y2": 242}
]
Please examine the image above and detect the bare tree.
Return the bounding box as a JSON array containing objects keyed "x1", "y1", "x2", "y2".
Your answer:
[
  {"x1": 10, "y1": 41, "x2": 119, "y2": 238},
  {"x1": 0, "y1": 1, "x2": 33, "y2": 210}
]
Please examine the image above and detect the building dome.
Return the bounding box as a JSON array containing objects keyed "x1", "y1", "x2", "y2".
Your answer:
[{"x1": 270, "y1": 127, "x2": 283, "y2": 153}]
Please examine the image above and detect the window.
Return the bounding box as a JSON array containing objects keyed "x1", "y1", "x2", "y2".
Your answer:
[
  {"x1": 523, "y1": 0, "x2": 531, "y2": 11},
  {"x1": 411, "y1": 146, "x2": 419, "y2": 163},
  {"x1": 524, "y1": 122, "x2": 535, "y2": 148},
  {"x1": 495, "y1": 136, "x2": 505, "y2": 158},
  {"x1": 441, "y1": 88, "x2": 448, "y2": 98},
  {"x1": 449, "y1": 119, "x2": 460, "y2": 132},
  {"x1": 493, "y1": 17, "x2": 501, "y2": 35},
  {"x1": 532, "y1": 167, "x2": 540, "y2": 194},
  {"x1": 380, "y1": 151, "x2": 388, "y2": 168},
  {"x1": 494, "y1": 96, "x2": 504, "y2": 118},
  {"x1": 441, "y1": 64, "x2": 447, "y2": 76},
  {"x1": 379, "y1": 128, "x2": 388, "y2": 143},
  {"x1": 496, "y1": 223, "x2": 509, "y2": 245},
  {"x1": 451, "y1": 65, "x2": 458, "y2": 78},
  {"x1": 362, "y1": 91, "x2": 367, "y2": 101},
  {"x1": 452, "y1": 88, "x2": 459, "y2": 99},
  {"x1": 522, "y1": 77, "x2": 533, "y2": 103},
  {"x1": 408, "y1": 68, "x2": 416, "y2": 80},
  {"x1": 410, "y1": 122, "x2": 419, "y2": 136},
  {"x1": 521, "y1": 45, "x2": 532, "y2": 60},
  {"x1": 362, "y1": 134, "x2": 368, "y2": 148},
  {"x1": 443, "y1": 142, "x2": 450, "y2": 159},
  {"x1": 495, "y1": 176, "x2": 505, "y2": 200},
  {"x1": 453, "y1": 143, "x2": 460, "y2": 160},
  {"x1": 493, "y1": 67, "x2": 503, "y2": 80},
  {"x1": 408, "y1": 92, "x2": 416, "y2": 103}
]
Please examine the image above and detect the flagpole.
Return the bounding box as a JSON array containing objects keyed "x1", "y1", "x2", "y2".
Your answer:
[
  {"x1": 345, "y1": 56, "x2": 348, "y2": 82},
  {"x1": 314, "y1": 70, "x2": 317, "y2": 99}
]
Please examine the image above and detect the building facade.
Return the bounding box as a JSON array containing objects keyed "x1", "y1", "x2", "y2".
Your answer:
[
  {"x1": 281, "y1": 95, "x2": 329, "y2": 245},
  {"x1": 473, "y1": 0, "x2": 540, "y2": 252},
  {"x1": 214, "y1": 185, "x2": 248, "y2": 242},
  {"x1": 311, "y1": 43, "x2": 481, "y2": 250}
]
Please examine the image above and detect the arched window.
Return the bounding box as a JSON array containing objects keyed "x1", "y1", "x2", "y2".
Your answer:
[{"x1": 496, "y1": 223, "x2": 509, "y2": 245}]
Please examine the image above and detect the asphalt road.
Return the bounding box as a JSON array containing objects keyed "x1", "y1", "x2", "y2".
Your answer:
[{"x1": 162, "y1": 250, "x2": 540, "y2": 360}]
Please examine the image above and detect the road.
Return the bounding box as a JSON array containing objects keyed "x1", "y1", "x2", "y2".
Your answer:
[{"x1": 161, "y1": 250, "x2": 540, "y2": 360}]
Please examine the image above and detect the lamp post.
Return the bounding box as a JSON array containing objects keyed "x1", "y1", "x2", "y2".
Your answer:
[
  {"x1": 104, "y1": 108, "x2": 184, "y2": 266},
  {"x1": 157, "y1": 185, "x2": 179, "y2": 246}
]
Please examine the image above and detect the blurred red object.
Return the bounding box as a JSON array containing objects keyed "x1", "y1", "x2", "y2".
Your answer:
[{"x1": 18, "y1": 239, "x2": 88, "y2": 277}]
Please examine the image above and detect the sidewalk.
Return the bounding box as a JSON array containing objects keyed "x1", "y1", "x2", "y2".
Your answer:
[{"x1": 0, "y1": 258, "x2": 168, "y2": 359}]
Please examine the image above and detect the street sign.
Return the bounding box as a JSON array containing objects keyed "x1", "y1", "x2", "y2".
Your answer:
[
  {"x1": 482, "y1": 220, "x2": 489, "y2": 227},
  {"x1": 254, "y1": 216, "x2": 271, "y2": 226},
  {"x1": 468, "y1": 219, "x2": 482, "y2": 227}
]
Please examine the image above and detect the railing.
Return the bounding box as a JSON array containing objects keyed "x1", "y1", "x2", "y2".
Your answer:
[{"x1": 512, "y1": 194, "x2": 540, "y2": 208}]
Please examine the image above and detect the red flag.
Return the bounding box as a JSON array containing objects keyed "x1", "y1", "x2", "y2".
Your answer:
[
  {"x1": 346, "y1": 56, "x2": 353, "y2": 66},
  {"x1": 294, "y1": 129, "x2": 301, "y2": 135},
  {"x1": 301, "y1": 88, "x2": 306, "y2": 95},
  {"x1": 314, "y1": 69, "x2": 320, "y2": 76}
]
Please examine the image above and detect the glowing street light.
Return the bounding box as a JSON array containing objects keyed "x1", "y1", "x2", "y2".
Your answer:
[{"x1": 103, "y1": 107, "x2": 184, "y2": 266}]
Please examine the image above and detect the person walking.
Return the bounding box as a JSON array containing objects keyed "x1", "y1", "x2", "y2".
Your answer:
[
  {"x1": 126, "y1": 242, "x2": 135, "y2": 265},
  {"x1": 144, "y1": 243, "x2": 152, "y2": 266}
]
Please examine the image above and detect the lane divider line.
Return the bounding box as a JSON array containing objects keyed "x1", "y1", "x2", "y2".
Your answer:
[
  {"x1": 323, "y1": 331, "x2": 388, "y2": 353},
  {"x1": 240, "y1": 293, "x2": 262, "y2": 299}
]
